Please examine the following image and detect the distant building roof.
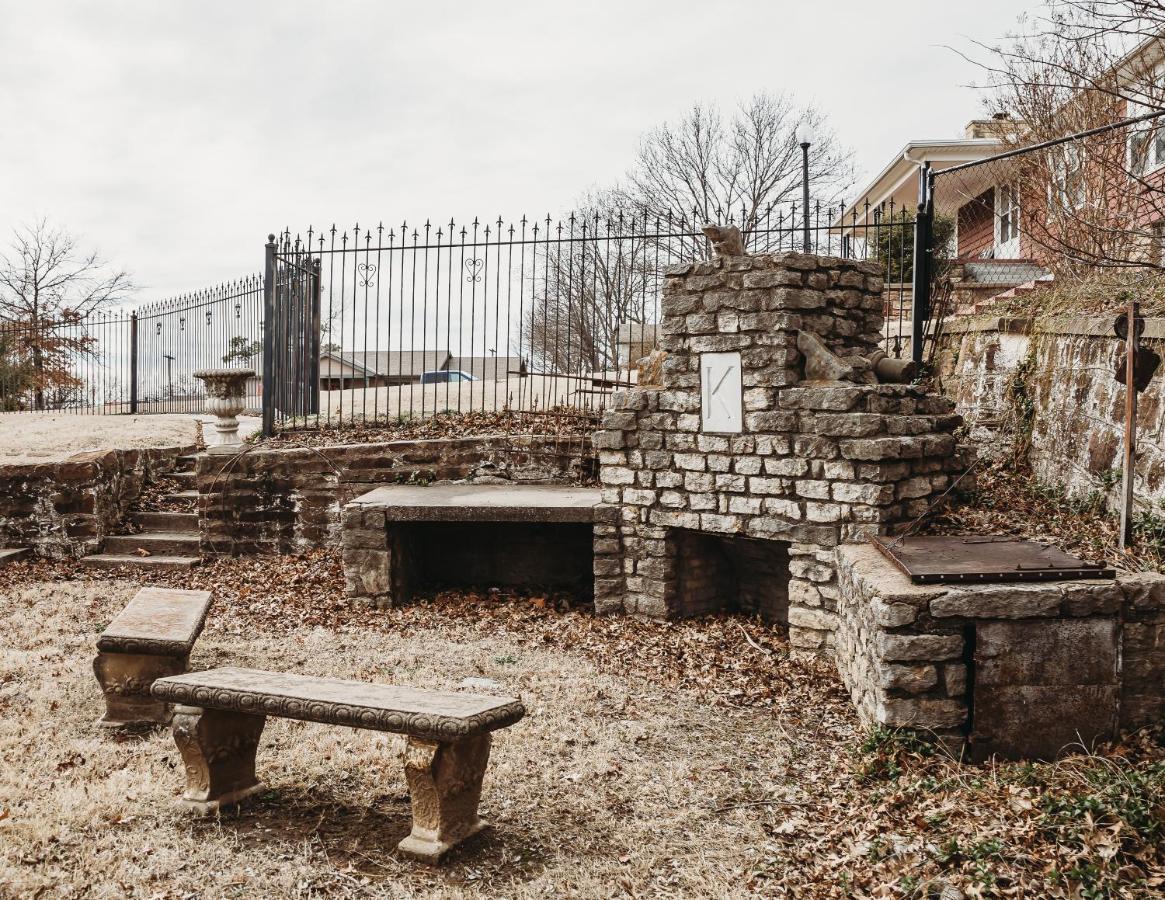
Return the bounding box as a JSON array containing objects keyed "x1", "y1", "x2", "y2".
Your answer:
[
  {"x1": 321, "y1": 350, "x2": 452, "y2": 379},
  {"x1": 446, "y1": 355, "x2": 523, "y2": 380}
]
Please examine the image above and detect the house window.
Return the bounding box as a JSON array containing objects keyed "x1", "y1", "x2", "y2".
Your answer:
[
  {"x1": 1127, "y1": 72, "x2": 1165, "y2": 175},
  {"x1": 998, "y1": 185, "x2": 1018, "y2": 244},
  {"x1": 1153, "y1": 222, "x2": 1165, "y2": 266},
  {"x1": 996, "y1": 184, "x2": 1020, "y2": 257},
  {"x1": 1051, "y1": 144, "x2": 1086, "y2": 210}
]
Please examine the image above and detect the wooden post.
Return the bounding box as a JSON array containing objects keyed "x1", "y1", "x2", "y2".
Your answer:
[{"x1": 1119, "y1": 300, "x2": 1138, "y2": 551}]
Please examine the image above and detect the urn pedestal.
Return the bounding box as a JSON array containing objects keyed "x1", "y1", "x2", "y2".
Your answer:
[{"x1": 192, "y1": 368, "x2": 255, "y2": 452}]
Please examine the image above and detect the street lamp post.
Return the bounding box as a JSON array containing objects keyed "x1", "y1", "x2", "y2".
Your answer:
[{"x1": 796, "y1": 123, "x2": 814, "y2": 253}]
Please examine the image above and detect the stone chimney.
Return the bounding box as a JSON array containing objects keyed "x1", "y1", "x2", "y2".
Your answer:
[{"x1": 964, "y1": 112, "x2": 1018, "y2": 140}]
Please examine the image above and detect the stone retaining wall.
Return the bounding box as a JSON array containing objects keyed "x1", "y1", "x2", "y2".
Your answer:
[
  {"x1": 0, "y1": 446, "x2": 193, "y2": 559},
  {"x1": 836, "y1": 543, "x2": 1165, "y2": 758},
  {"x1": 935, "y1": 314, "x2": 1165, "y2": 507},
  {"x1": 197, "y1": 435, "x2": 591, "y2": 555}
]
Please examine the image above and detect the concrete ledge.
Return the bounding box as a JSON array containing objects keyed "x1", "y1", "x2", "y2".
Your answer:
[{"x1": 347, "y1": 484, "x2": 602, "y2": 523}]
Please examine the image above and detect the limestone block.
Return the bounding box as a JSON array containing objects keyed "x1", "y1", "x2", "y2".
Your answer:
[
  {"x1": 942, "y1": 663, "x2": 967, "y2": 697},
  {"x1": 879, "y1": 664, "x2": 938, "y2": 694},
  {"x1": 794, "y1": 480, "x2": 831, "y2": 499},
  {"x1": 762, "y1": 498, "x2": 802, "y2": 519},
  {"x1": 930, "y1": 583, "x2": 1063, "y2": 619},
  {"x1": 601, "y1": 467, "x2": 636, "y2": 486},
  {"x1": 699, "y1": 513, "x2": 742, "y2": 534},
  {"x1": 779, "y1": 386, "x2": 865, "y2": 411},
  {"x1": 869, "y1": 599, "x2": 918, "y2": 627},
  {"x1": 876, "y1": 698, "x2": 967, "y2": 729},
  {"x1": 805, "y1": 502, "x2": 845, "y2": 523},
  {"x1": 788, "y1": 606, "x2": 839, "y2": 632},
  {"x1": 878, "y1": 633, "x2": 964, "y2": 662},
  {"x1": 812, "y1": 414, "x2": 887, "y2": 438},
  {"x1": 1120, "y1": 572, "x2": 1165, "y2": 610},
  {"x1": 1060, "y1": 581, "x2": 1124, "y2": 616}
]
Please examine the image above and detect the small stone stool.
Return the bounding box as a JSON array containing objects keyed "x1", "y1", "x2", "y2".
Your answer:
[{"x1": 93, "y1": 587, "x2": 213, "y2": 727}]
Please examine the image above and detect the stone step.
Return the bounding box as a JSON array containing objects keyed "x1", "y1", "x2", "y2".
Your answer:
[
  {"x1": 81, "y1": 554, "x2": 200, "y2": 571},
  {"x1": 0, "y1": 547, "x2": 31, "y2": 565},
  {"x1": 178, "y1": 454, "x2": 202, "y2": 467},
  {"x1": 168, "y1": 471, "x2": 197, "y2": 484},
  {"x1": 103, "y1": 532, "x2": 201, "y2": 556},
  {"x1": 131, "y1": 510, "x2": 199, "y2": 532},
  {"x1": 164, "y1": 490, "x2": 200, "y2": 503}
]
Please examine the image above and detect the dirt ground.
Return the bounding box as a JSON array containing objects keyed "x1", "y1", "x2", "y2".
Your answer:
[
  {"x1": 0, "y1": 414, "x2": 199, "y2": 464},
  {"x1": 1, "y1": 554, "x2": 1162, "y2": 899}
]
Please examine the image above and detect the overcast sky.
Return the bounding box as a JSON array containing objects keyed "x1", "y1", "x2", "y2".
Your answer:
[{"x1": 0, "y1": 0, "x2": 1040, "y2": 301}]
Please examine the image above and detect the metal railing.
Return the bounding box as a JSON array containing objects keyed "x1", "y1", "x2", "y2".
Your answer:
[
  {"x1": 0, "y1": 276, "x2": 263, "y2": 415},
  {"x1": 261, "y1": 201, "x2": 917, "y2": 433}
]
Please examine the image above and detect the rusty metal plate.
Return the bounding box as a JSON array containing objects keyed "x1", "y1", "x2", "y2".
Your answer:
[{"x1": 871, "y1": 535, "x2": 1114, "y2": 584}]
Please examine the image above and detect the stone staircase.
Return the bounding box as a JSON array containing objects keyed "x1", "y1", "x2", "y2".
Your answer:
[
  {"x1": 952, "y1": 277, "x2": 1053, "y2": 316},
  {"x1": 82, "y1": 454, "x2": 202, "y2": 571},
  {"x1": 0, "y1": 547, "x2": 31, "y2": 566}
]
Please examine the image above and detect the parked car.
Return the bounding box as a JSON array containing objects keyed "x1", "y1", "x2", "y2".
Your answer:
[{"x1": 419, "y1": 369, "x2": 478, "y2": 384}]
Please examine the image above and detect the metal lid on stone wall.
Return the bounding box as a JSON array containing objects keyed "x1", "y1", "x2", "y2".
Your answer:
[{"x1": 871, "y1": 535, "x2": 1115, "y2": 584}]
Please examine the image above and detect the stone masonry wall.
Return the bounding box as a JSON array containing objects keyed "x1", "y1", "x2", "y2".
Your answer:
[
  {"x1": 837, "y1": 543, "x2": 1165, "y2": 758},
  {"x1": 935, "y1": 314, "x2": 1165, "y2": 508},
  {"x1": 197, "y1": 434, "x2": 591, "y2": 556},
  {"x1": 594, "y1": 252, "x2": 966, "y2": 651},
  {"x1": 0, "y1": 446, "x2": 192, "y2": 559}
]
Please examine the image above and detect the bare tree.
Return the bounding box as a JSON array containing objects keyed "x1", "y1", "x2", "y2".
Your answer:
[
  {"x1": 964, "y1": 1, "x2": 1165, "y2": 272},
  {"x1": 525, "y1": 192, "x2": 658, "y2": 375},
  {"x1": 526, "y1": 95, "x2": 855, "y2": 375},
  {"x1": 620, "y1": 93, "x2": 855, "y2": 257},
  {"x1": 0, "y1": 220, "x2": 133, "y2": 408}
]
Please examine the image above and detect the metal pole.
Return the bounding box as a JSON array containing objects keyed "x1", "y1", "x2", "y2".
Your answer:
[
  {"x1": 801, "y1": 141, "x2": 811, "y2": 253},
  {"x1": 1120, "y1": 300, "x2": 1139, "y2": 551},
  {"x1": 309, "y1": 258, "x2": 321, "y2": 416},
  {"x1": 129, "y1": 312, "x2": 138, "y2": 414},
  {"x1": 261, "y1": 234, "x2": 277, "y2": 438},
  {"x1": 910, "y1": 164, "x2": 933, "y2": 364}
]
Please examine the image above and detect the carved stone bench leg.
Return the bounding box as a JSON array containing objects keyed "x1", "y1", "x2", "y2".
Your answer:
[
  {"x1": 93, "y1": 651, "x2": 186, "y2": 727},
  {"x1": 398, "y1": 732, "x2": 492, "y2": 863},
  {"x1": 171, "y1": 705, "x2": 266, "y2": 815}
]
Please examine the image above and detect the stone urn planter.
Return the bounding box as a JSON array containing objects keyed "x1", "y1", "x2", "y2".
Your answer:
[{"x1": 192, "y1": 368, "x2": 255, "y2": 451}]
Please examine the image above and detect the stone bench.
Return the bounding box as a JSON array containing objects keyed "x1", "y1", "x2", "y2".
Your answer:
[
  {"x1": 151, "y1": 666, "x2": 526, "y2": 862},
  {"x1": 342, "y1": 483, "x2": 603, "y2": 607},
  {"x1": 93, "y1": 586, "x2": 213, "y2": 727}
]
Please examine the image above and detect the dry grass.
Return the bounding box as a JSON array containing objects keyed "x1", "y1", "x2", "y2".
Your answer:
[{"x1": 1, "y1": 553, "x2": 1163, "y2": 898}]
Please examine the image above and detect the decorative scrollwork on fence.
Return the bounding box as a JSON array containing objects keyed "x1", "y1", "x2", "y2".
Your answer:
[
  {"x1": 465, "y1": 258, "x2": 484, "y2": 283},
  {"x1": 357, "y1": 263, "x2": 377, "y2": 288}
]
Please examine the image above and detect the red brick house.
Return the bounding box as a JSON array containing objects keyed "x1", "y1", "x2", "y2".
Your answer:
[{"x1": 841, "y1": 33, "x2": 1165, "y2": 309}]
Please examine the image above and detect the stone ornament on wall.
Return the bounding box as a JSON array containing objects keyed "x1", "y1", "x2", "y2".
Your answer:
[{"x1": 700, "y1": 352, "x2": 743, "y2": 433}]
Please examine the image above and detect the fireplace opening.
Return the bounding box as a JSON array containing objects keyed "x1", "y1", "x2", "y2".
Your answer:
[
  {"x1": 398, "y1": 522, "x2": 594, "y2": 601},
  {"x1": 669, "y1": 529, "x2": 790, "y2": 623}
]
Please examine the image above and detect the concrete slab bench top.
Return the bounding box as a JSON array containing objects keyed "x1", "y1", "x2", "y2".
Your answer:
[
  {"x1": 93, "y1": 587, "x2": 214, "y2": 728},
  {"x1": 151, "y1": 666, "x2": 526, "y2": 741},
  {"x1": 347, "y1": 483, "x2": 602, "y2": 523},
  {"x1": 97, "y1": 587, "x2": 213, "y2": 656}
]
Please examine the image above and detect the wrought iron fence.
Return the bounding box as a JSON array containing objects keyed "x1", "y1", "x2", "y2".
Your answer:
[
  {"x1": 264, "y1": 200, "x2": 917, "y2": 433},
  {"x1": 0, "y1": 277, "x2": 264, "y2": 415}
]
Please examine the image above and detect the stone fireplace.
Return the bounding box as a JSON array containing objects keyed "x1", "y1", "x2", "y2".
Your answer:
[
  {"x1": 593, "y1": 250, "x2": 965, "y2": 652},
  {"x1": 671, "y1": 530, "x2": 790, "y2": 621}
]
